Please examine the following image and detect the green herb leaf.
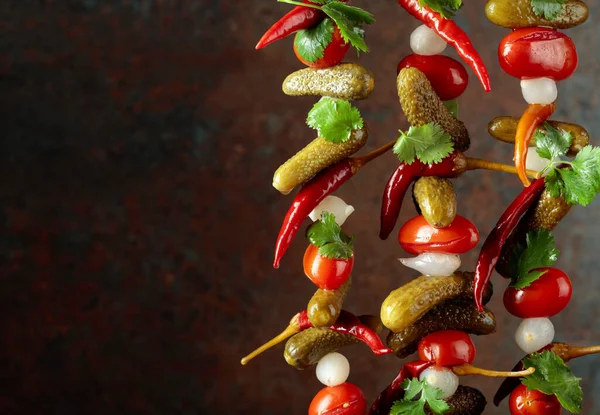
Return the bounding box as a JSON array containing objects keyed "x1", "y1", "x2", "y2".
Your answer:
[
  {"x1": 443, "y1": 99, "x2": 459, "y2": 118},
  {"x1": 306, "y1": 212, "x2": 354, "y2": 260},
  {"x1": 545, "y1": 145, "x2": 600, "y2": 206},
  {"x1": 390, "y1": 379, "x2": 450, "y2": 415},
  {"x1": 294, "y1": 18, "x2": 334, "y2": 63},
  {"x1": 510, "y1": 230, "x2": 560, "y2": 289},
  {"x1": 393, "y1": 123, "x2": 454, "y2": 165},
  {"x1": 535, "y1": 123, "x2": 572, "y2": 161},
  {"x1": 306, "y1": 97, "x2": 363, "y2": 143},
  {"x1": 321, "y1": 1, "x2": 375, "y2": 53},
  {"x1": 522, "y1": 351, "x2": 583, "y2": 413},
  {"x1": 530, "y1": 0, "x2": 568, "y2": 20},
  {"x1": 417, "y1": 0, "x2": 463, "y2": 19}
]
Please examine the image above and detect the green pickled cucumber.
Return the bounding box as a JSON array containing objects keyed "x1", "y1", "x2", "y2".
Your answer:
[
  {"x1": 397, "y1": 68, "x2": 470, "y2": 152},
  {"x1": 488, "y1": 117, "x2": 589, "y2": 157},
  {"x1": 272, "y1": 127, "x2": 368, "y2": 194},
  {"x1": 485, "y1": 0, "x2": 589, "y2": 29},
  {"x1": 307, "y1": 277, "x2": 351, "y2": 328},
  {"x1": 413, "y1": 177, "x2": 457, "y2": 228},
  {"x1": 282, "y1": 63, "x2": 375, "y2": 101},
  {"x1": 426, "y1": 386, "x2": 487, "y2": 415}
]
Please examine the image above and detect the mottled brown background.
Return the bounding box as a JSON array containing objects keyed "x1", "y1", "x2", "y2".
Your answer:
[{"x1": 0, "y1": 1, "x2": 598, "y2": 414}]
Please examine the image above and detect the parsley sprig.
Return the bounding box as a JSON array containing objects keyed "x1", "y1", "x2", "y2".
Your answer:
[
  {"x1": 531, "y1": 0, "x2": 568, "y2": 20},
  {"x1": 307, "y1": 97, "x2": 364, "y2": 143},
  {"x1": 393, "y1": 123, "x2": 454, "y2": 165},
  {"x1": 390, "y1": 379, "x2": 449, "y2": 415},
  {"x1": 282, "y1": 0, "x2": 375, "y2": 62},
  {"x1": 306, "y1": 212, "x2": 354, "y2": 259},
  {"x1": 522, "y1": 351, "x2": 583, "y2": 413},
  {"x1": 535, "y1": 123, "x2": 600, "y2": 206},
  {"x1": 417, "y1": 0, "x2": 463, "y2": 19},
  {"x1": 508, "y1": 230, "x2": 560, "y2": 289}
]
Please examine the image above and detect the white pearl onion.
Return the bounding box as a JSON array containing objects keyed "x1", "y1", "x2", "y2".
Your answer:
[
  {"x1": 410, "y1": 25, "x2": 447, "y2": 56},
  {"x1": 526, "y1": 147, "x2": 554, "y2": 175},
  {"x1": 316, "y1": 352, "x2": 350, "y2": 387},
  {"x1": 515, "y1": 318, "x2": 555, "y2": 354},
  {"x1": 399, "y1": 253, "x2": 461, "y2": 277},
  {"x1": 521, "y1": 78, "x2": 558, "y2": 105},
  {"x1": 309, "y1": 196, "x2": 355, "y2": 226},
  {"x1": 419, "y1": 366, "x2": 459, "y2": 399}
]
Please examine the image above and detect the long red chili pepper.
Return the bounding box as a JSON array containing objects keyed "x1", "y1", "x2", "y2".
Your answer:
[
  {"x1": 397, "y1": 0, "x2": 491, "y2": 92},
  {"x1": 368, "y1": 360, "x2": 434, "y2": 415},
  {"x1": 473, "y1": 178, "x2": 546, "y2": 312},
  {"x1": 515, "y1": 103, "x2": 556, "y2": 187}
]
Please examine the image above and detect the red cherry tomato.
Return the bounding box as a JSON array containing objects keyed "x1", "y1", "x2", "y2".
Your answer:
[
  {"x1": 499, "y1": 28, "x2": 578, "y2": 81},
  {"x1": 303, "y1": 244, "x2": 353, "y2": 290},
  {"x1": 398, "y1": 215, "x2": 479, "y2": 255},
  {"x1": 418, "y1": 330, "x2": 476, "y2": 367},
  {"x1": 509, "y1": 384, "x2": 562, "y2": 415},
  {"x1": 294, "y1": 23, "x2": 350, "y2": 69},
  {"x1": 504, "y1": 268, "x2": 572, "y2": 318},
  {"x1": 308, "y1": 383, "x2": 367, "y2": 415},
  {"x1": 398, "y1": 54, "x2": 469, "y2": 101}
]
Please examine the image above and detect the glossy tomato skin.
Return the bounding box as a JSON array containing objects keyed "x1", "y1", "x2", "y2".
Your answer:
[
  {"x1": 398, "y1": 215, "x2": 479, "y2": 255},
  {"x1": 308, "y1": 383, "x2": 367, "y2": 415},
  {"x1": 294, "y1": 23, "x2": 350, "y2": 69},
  {"x1": 504, "y1": 268, "x2": 572, "y2": 318},
  {"x1": 509, "y1": 384, "x2": 562, "y2": 415},
  {"x1": 398, "y1": 54, "x2": 469, "y2": 101},
  {"x1": 303, "y1": 244, "x2": 353, "y2": 290},
  {"x1": 418, "y1": 330, "x2": 476, "y2": 367},
  {"x1": 499, "y1": 28, "x2": 578, "y2": 81}
]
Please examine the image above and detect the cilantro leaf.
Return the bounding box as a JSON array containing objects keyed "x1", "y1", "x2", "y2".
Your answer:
[
  {"x1": 306, "y1": 212, "x2": 354, "y2": 260},
  {"x1": 306, "y1": 97, "x2": 364, "y2": 143},
  {"x1": 535, "y1": 123, "x2": 572, "y2": 161},
  {"x1": 531, "y1": 0, "x2": 568, "y2": 20},
  {"x1": 443, "y1": 99, "x2": 459, "y2": 118},
  {"x1": 522, "y1": 351, "x2": 583, "y2": 413},
  {"x1": 417, "y1": 0, "x2": 463, "y2": 19},
  {"x1": 390, "y1": 379, "x2": 449, "y2": 415},
  {"x1": 321, "y1": 1, "x2": 375, "y2": 53},
  {"x1": 510, "y1": 230, "x2": 560, "y2": 289},
  {"x1": 393, "y1": 123, "x2": 454, "y2": 165},
  {"x1": 294, "y1": 18, "x2": 334, "y2": 63},
  {"x1": 545, "y1": 146, "x2": 600, "y2": 206}
]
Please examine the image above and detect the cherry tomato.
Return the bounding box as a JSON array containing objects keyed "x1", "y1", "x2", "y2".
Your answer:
[
  {"x1": 303, "y1": 244, "x2": 353, "y2": 290},
  {"x1": 504, "y1": 268, "x2": 572, "y2": 318},
  {"x1": 509, "y1": 384, "x2": 562, "y2": 415},
  {"x1": 398, "y1": 54, "x2": 469, "y2": 101},
  {"x1": 398, "y1": 215, "x2": 479, "y2": 255},
  {"x1": 294, "y1": 23, "x2": 350, "y2": 69},
  {"x1": 308, "y1": 383, "x2": 367, "y2": 415},
  {"x1": 418, "y1": 330, "x2": 476, "y2": 367},
  {"x1": 499, "y1": 28, "x2": 578, "y2": 81}
]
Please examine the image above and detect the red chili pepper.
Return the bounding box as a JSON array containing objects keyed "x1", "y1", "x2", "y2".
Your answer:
[
  {"x1": 379, "y1": 151, "x2": 467, "y2": 240},
  {"x1": 473, "y1": 178, "x2": 546, "y2": 312},
  {"x1": 368, "y1": 360, "x2": 434, "y2": 415},
  {"x1": 515, "y1": 103, "x2": 556, "y2": 187},
  {"x1": 397, "y1": 0, "x2": 491, "y2": 92}
]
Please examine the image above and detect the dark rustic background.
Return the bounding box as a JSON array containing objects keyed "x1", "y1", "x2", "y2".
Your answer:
[{"x1": 0, "y1": 1, "x2": 598, "y2": 414}]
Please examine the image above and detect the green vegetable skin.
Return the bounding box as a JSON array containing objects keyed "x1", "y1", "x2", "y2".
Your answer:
[
  {"x1": 307, "y1": 276, "x2": 352, "y2": 328},
  {"x1": 282, "y1": 63, "x2": 375, "y2": 101},
  {"x1": 397, "y1": 67, "x2": 470, "y2": 152},
  {"x1": 387, "y1": 300, "x2": 496, "y2": 359},
  {"x1": 389, "y1": 386, "x2": 487, "y2": 415},
  {"x1": 485, "y1": 0, "x2": 588, "y2": 29},
  {"x1": 272, "y1": 126, "x2": 368, "y2": 194},
  {"x1": 284, "y1": 315, "x2": 382, "y2": 369},
  {"x1": 380, "y1": 272, "x2": 493, "y2": 333},
  {"x1": 413, "y1": 177, "x2": 457, "y2": 229},
  {"x1": 488, "y1": 116, "x2": 590, "y2": 156}
]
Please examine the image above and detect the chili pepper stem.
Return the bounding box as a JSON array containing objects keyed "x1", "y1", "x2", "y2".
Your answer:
[
  {"x1": 466, "y1": 157, "x2": 542, "y2": 180},
  {"x1": 277, "y1": 0, "x2": 321, "y2": 10},
  {"x1": 567, "y1": 345, "x2": 600, "y2": 360},
  {"x1": 452, "y1": 364, "x2": 535, "y2": 378},
  {"x1": 240, "y1": 319, "x2": 301, "y2": 365},
  {"x1": 351, "y1": 140, "x2": 396, "y2": 171}
]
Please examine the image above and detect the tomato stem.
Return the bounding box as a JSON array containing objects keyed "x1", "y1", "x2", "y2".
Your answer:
[
  {"x1": 240, "y1": 315, "x2": 302, "y2": 365},
  {"x1": 466, "y1": 157, "x2": 542, "y2": 180},
  {"x1": 351, "y1": 139, "x2": 396, "y2": 171},
  {"x1": 277, "y1": 0, "x2": 322, "y2": 10},
  {"x1": 452, "y1": 364, "x2": 535, "y2": 378}
]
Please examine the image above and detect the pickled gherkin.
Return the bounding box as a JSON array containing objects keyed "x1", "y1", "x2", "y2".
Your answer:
[{"x1": 485, "y1": 0, "x2": 589, "y2": 29}]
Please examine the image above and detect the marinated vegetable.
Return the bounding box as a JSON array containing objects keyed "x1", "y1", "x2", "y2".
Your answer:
[
  {"x1": 398, "y1": 54, "x2": 468, "y2": 101},
  {"x1": 308, "y1": 276, "x2": 352, "y2": 328},
  {"x1": 485, "y1": 0, "x2": 589, "y2": 29},
  {"x1": 413, "y1": 177, "x2": 457, "y2": 228}
]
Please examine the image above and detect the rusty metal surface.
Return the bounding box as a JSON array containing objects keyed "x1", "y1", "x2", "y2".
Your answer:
[{"x1": 0, "y1": 1, "x2": 598, "y2": 414}]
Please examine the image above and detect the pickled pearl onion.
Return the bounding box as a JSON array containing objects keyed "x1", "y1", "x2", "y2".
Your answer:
[
  {"x1": 525, "y1": 147, "x2": 555, "y2": 176},
  {"x1": 398, "y1": 253, "x2": 461, "y2": 277},
  {"x1": 515, "y1": 318, "x2": 555, "y2": 354},
  {"x1": 419, "y1": 366, "x2": 459, "y2": 399},
  {"x1": 309, "y1": 196, "x2": 355, "y2": 226},
  {"x1": 316, "y1": 352, "x2": 350, "y2": 387},
  {"x1": 521, "y1": 78, "x2": 558, "y2": 105},
  {"x1": 410, "y1": 24, "x2": 447, "y2": 56}
]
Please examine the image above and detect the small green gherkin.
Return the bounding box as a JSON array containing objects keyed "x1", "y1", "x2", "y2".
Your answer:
[
  {"x1": 413, "y1": 177, "x2": 457, "y2": 229},
  {"x1": 485, "y1": 0, "x2": 589, "y2": 29},
  {"x1": 307, "y1": 277, "x2": 351, "y2": 328}
]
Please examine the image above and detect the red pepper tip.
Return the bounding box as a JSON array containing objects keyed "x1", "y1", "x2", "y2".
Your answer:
[
  {"x1": 272, "y1": 259, "x2": 280, "y2": 269},
  {"x1": 374, "y1": 348, "x2": 394, "y2": 356}
]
